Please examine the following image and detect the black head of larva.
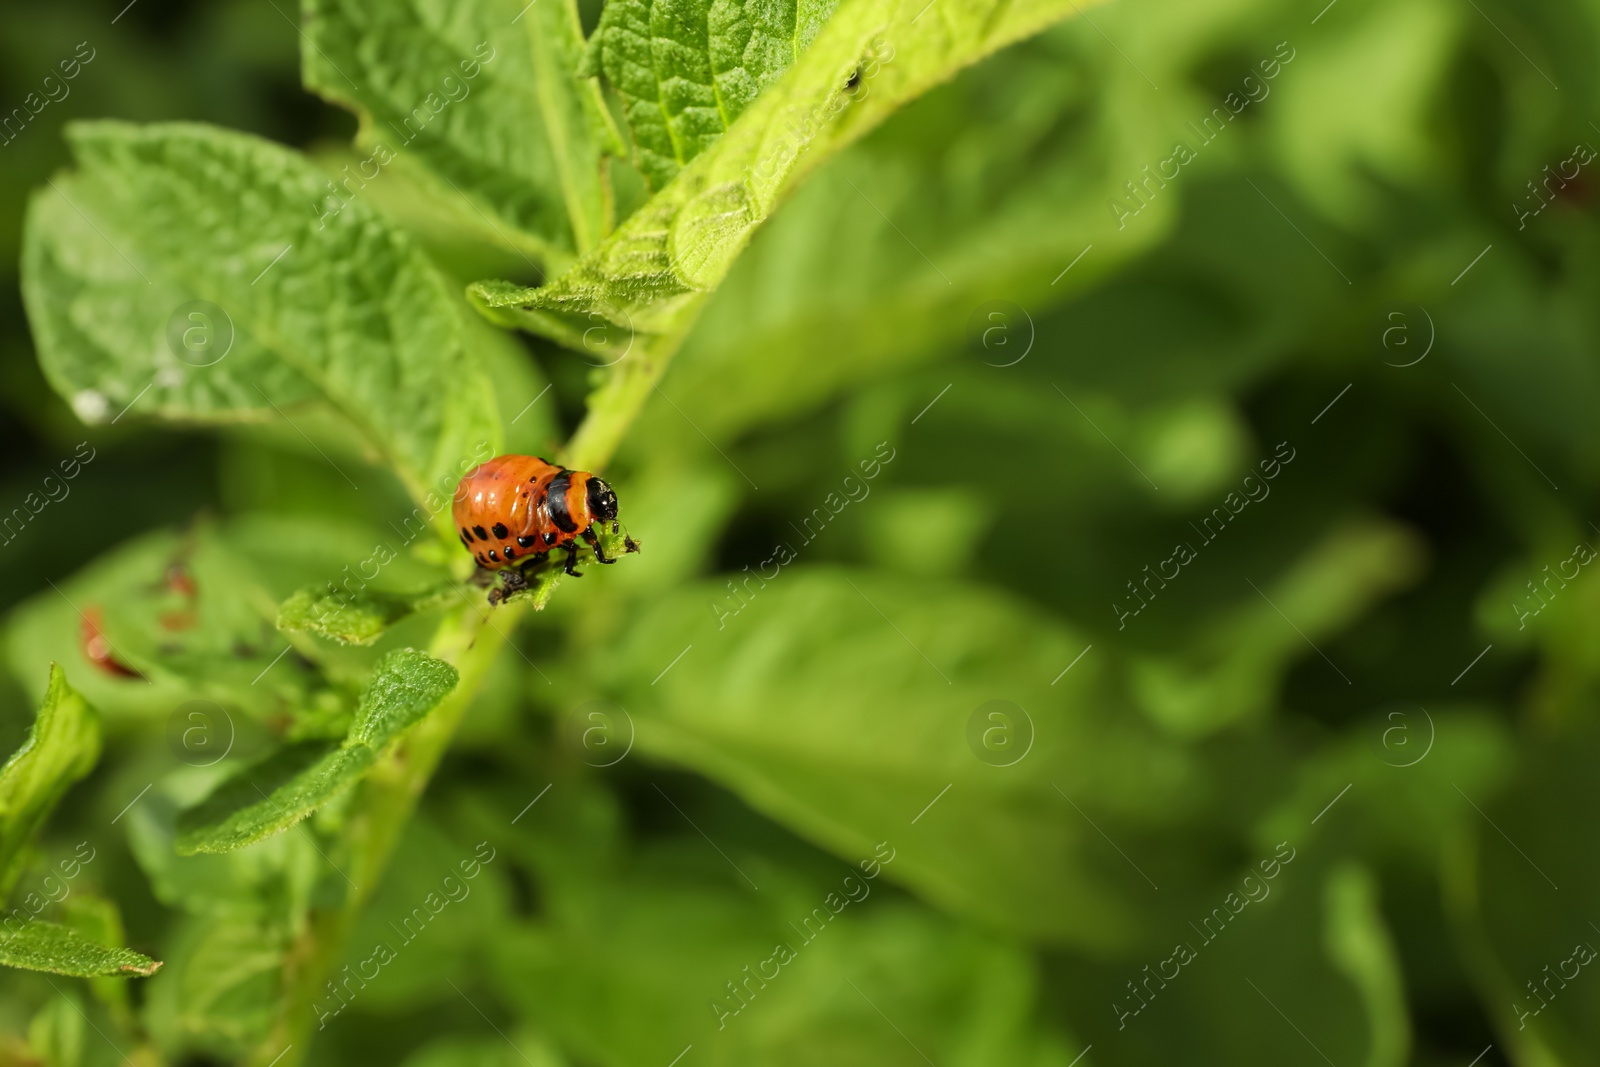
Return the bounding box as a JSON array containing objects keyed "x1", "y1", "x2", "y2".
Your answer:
[{"x1": 587, "y1": 477, "x2": 619, "y2": 522}]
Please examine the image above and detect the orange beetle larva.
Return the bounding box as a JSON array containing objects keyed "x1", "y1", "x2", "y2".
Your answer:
[{"x1": 451, "y1": 454, "x2": 636, "y2": 601}]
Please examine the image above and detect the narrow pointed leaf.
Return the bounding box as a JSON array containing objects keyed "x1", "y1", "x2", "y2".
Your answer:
[
  {"x1": 0, "y1": 920, "x2": 161, "y2": 978},
  {"x1": 175, "y1": 650, "x2": 456, "y2": 853},
  {"x1": 349, "y1": 649, "x2": 460, "y2": 748},
  {"x1": 175, "y1": 740, "x2": 375, "y2": 856},
  {"x1": 0, "y1": 664, "x2": 100, "y2": 899}
]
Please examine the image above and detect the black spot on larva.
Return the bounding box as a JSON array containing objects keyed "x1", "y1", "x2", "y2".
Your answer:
[
  {"x1": 547, "y1": 471, "x2": 577, "y2": 532},
  {"x1": 475, "y1": 553, "x2": 488, "y2": 566},
  {"x1": 460, "y1": 535, "x2": 471, "y2": 549},
  {"x1": 472, "y1": 525, "x2": 488, "y2": 540},
  {"x1": 460, "y1": 527, "x2": 472, "y2": 543},
  {"x1": 488, "y1": 549, "x2": 499, "y2": 562},
  {"x1": 492, "y1": 522, "x2": 509, "y2": 539},
  {"x1": 544, "y1": 531, "x2": 558, "y2": 545},
  {"x1": 517, "y1": 535, "x2": 537, "y2": 549}
]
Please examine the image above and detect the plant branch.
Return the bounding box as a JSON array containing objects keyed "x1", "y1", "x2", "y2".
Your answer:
[
  {"x1": 561, "y1": 329, "x2": 690, "y2": 472},
  {"x1": 249, "y1": 598, "x2": 517, "y2": 1066},
  {"x1": 251, "y1": 312, "x2": 690, "y2": 1066}
]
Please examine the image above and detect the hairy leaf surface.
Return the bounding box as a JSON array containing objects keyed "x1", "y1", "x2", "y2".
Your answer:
[
  {"x1": 278, "y1": 583, "x2": 456, "y2": 646},
  {"x1": 0, "y1": 919, "x2": 161, "y2": 979},
  {"x1": 303, "y1": 0, "x2": 622, "y2": 261},
  {"x1": 22, "y1": 121, "x2": 501, "y2": 503},
  {"x1": 176, "y1": 650, "x2": 457, "y2": 853},
  {"x1": 474, "y1": 0, "x2": 1104, "y2": 339},
  {"x1": 583, "y1": 0, "x2": 841, "y2": 188},
  {"x1": 349, "y1": 649, "x2": 461, "y2": 747}
]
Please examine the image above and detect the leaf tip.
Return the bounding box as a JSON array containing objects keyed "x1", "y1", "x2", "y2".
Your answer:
[{"x1": 119, "y1": 957, "x2": 163, "y2": 977}]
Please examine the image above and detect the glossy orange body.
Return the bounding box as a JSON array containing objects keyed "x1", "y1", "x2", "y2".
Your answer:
[{"x1": 452, "y1": 455, "x2": 605, "y2": 570}]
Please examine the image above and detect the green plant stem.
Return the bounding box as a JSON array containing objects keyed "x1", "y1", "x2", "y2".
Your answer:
[
  {"x1": 562, "y1": 329, "x2": 690, "y2": 471},
  {"x1": 250, "y1": 319, "x2": 692, "y2": 1066}
]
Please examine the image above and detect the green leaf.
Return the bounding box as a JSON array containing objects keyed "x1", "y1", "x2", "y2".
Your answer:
[
  {"x1": 21, "y1": 121, "x2": 501, "y2": 504},
  {"x1": 27, "y1": 988, "x2": 86, "y2": 1067},
  {"x1": 2, "y1": 514, "x2": 452, "y2": 736},
  {"x1": 144, "y1": 914, "x2": 288, "y2": 1054},
  {"x1": 302, "y1": 0, "x2": 622, "y2": 261},
  {"x1": 176, "y1": 650, "x2": 457, "y2": 853},
  {"x1": 126, "y1": 776, "x2": 318, "y2": 1056},
  {"x1": 655, "y1": 23, "x2": 1179, "y2": 442},
  {"x1": 1128, "y1": 519, "x2": 1426, "y2": 738},
  {"x1": 54, "y1": 892, "x2": 148, "y2": 1031},
  {"x1": 473, "y1": 0, "x2": 1100, "y2": 339},
  {"x1": 582, "y1": 0, "x2": 843, "y2": 189},
  {"x1": 175, "y1": 740, "x2": 375, "y2": 856},
  {"x1": 1447, "y1": 719, "x2": 1600, "y2": 1065},
  {"x1": 1266, "y1": 0, "x2": 1459, "y2": 220},
  {"x1": 0, "y1": 664, "x2": 99, "y2": 899},
  {"x1": 466, "y1": 277, "x2": 634, "y2": 361},
  {"x1": 488, "y1": 813, "x2": 1073, "y2": 1067},
  {"x1": 1046, "y1": 853, "x2": 1411, "y2": 1065},
  {"x1": 0, "y1": 919, "x2": 161, "y2": 978},
  {"x1": 585, "y1": 567, "x2": 1210, "y2": 948},
  {"x1": 126, "y1": 773, "x2": 321, "y2": 921},
  {"x1": 349, "y1": 649, "x2": 461, "y2": 748},
  {"x1": 335, "y1": 814, "x2": 512, "y2": 1011},
  {"x1": 401, "y1": 1038, "x2": 557, "y2": 1067},
  {"x1": 277, "y1": 582, "x2": 456, "y2": 646}
]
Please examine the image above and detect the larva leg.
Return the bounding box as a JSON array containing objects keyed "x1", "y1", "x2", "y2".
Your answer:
[{"x1": 584, "y1": 528, "x2": 615, "y2": 564}]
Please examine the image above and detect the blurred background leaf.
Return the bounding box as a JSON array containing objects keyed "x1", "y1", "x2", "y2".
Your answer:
[{"x1": 4, "y1": 0, "x2": 1600, "y2": 1063}]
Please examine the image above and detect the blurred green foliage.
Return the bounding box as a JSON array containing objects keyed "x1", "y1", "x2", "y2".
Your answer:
[{"x1": 0, "y1": 0, "x2": 1598, "y2": 1064}]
